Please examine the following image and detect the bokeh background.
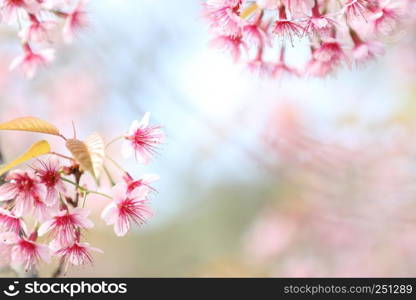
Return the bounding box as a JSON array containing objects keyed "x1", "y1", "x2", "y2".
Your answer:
[{"x1": 1, "y1": 0, "x2": 416, "y2": 277}]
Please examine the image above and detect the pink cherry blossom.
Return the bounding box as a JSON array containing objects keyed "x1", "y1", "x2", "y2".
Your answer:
[
  {"x1": 271, "y1": 60, "x2": 299, "y2": 78},
  {"x1": 272, "y1": 5, "x2": 304, "y2": 44},
  {"x1": 19, "y1": 14, "x2": 56, "y2": 43},
  {"x1": 123, "y1": 172, "x2": 160, "y2": 194},
  {"x1": 62, "y1": 0, "x2": 88, "y2": 43},
  {"x1": 344, "y1": 0, "x2": 370, "y2": 19},
  {"x1": 0, "y1": 113, "x2": 163, "y2": 276},
  {"x1": 353, "y1": 42, "x2": 383, "y2": 64},
  {"x1": 11, "y1": 233, "x2": 50, "y2": 271},
  {"x1": 246, "y1": 57, "x2": 272, "y2": 77},
  {"x1": 55, "y1": 241, "x2": 102, "y2": 267},
  {"x1": 101, "y1": 183, "x2": 152, "y2": 237},
  {"x1": 242, "y1": 13, "x2": 267, "y2": 47},
  {"x1": 122, "y1": 112, "x2": 165, "y2": 164},
  {"x1": 1, "y1": 0, "x2": 39, "y2": 21},
  {"x1": 3, "y1": 0, "x2": 26, "y2": 10},
  {"x1": 304, "y1": 58, "x2": 333, "y2": 77},
  {"x1": 304, "y1": 41, "x2": 346, "y2": 77},
  {"x1": 272, "y1": 19, "x2": 303, "y2": 44},
  {"x1": 32, "y1": 195, "x2": 57, "y2": 222},
  {"x1": 203, "y1": 0, "x2": 414, "y2": 77},
  {"x1": 0, "y1": 170, "x2": 45, "y2": 217},
  {"x1": 34, "y1": 159, "x2": 66, "y2": 206},
  {"x1": 210, "y1": 35, "x2": 246, "y2": 62},
  {"x1": 303, "y1": 3, "x2": 336, "y2": 38},
  {"x1": 369, "y1": 0, "x2": 401, "y2": 35},
  {"x1": 203, "y1": 0, "x2": 244, "y2": 37},
  {"x1": 270, "y1": 47, "x2": 299, "y2": 78},
  {"x1": 0, "y1": 208, "x2": 26, "y2": 234},
  {"x1": 0, "y1": 0, "x2": 89, "y2": 78},
  {"x1": 38, "y1": 207, "x2": 94, "y2": 246},
  {"x1": 0, "y1": 232, "x2": 18, "y2": 267},
  {"x1": 9, "y1": 44, "x2": 55, "y2": 79},
  {"x1": 313, "y1": 40, "x2": 346, "y2": 66}
]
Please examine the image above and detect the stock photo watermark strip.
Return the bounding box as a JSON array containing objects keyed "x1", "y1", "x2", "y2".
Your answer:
[{"x1": 0, "y1": 278, "x2": 416, "y2": 299}]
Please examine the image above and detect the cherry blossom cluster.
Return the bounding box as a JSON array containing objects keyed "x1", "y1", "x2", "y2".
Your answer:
[
  {"x1": 0, "y1": 113, "x2": 164, "y2": 276},
  {"x1": 0, "y1": 0, "x2": 88, "y2": 78},
  {"x1": 203, "y1": 0, "x2": 415, "y2": 77}
]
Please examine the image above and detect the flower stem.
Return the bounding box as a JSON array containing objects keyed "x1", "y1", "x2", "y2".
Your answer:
[
  {"x1": 58, "y1": 134, "x2": 67, "y2": 141},
  {"x1": 103, "y1": 165, "x2": 116, "y2": 186},
  {"x1": 106, "y1": 156, "x2": 125, "y2": 173},
  {"x1": 61, "y1": 177, "x2": 112, "y2": 199},
  {"x1": 105, "y1": 136, "x2": 124, "y2": 149},
  {"x1": 49, "y1": 152, "x2": 74, "y2": 161},
  {"x1": 82, "y1": 192, "x2": 88, "y2": 208},
  {"x1": 52, "y1": 258, "x2": 65, "y2": 278}
]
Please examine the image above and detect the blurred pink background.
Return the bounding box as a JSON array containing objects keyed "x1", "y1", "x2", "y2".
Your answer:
[{"x1": 1, "y1": 0, "x2": 416, "y2": 277}]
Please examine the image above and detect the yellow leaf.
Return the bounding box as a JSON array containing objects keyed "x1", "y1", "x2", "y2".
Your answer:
[
  {"x1": 84, "y1": 133, "x2": 105, "y2": 178},
  {"x1": 0, "y1": 140, "x2": 51, "y2": 176},
  {"x1": 66, "y1": 139, "x2": 95, "y2": 177},
  {"x1": 0, "y1": 117, "x2": 60, "y2": 136},
  {"x1": 240, "y1": 3, "x2": 258, "y2": 19}
]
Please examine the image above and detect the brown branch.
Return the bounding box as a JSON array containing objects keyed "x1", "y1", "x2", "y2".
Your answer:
[{"x1": 52, "y1": 258, "x2": 65, "y2": 278}]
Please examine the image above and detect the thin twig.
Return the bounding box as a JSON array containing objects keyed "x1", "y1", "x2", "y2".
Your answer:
[
  {"x1": 49, "y1": 152, "x2": 74, "y2": 161},
  {"x1": 106, "y1": 156, "x2": 125, "y2": 173},
  {"x1": 61, "y1": 177, "x2": 112, "y2": 199},
  {"x1": 105, "y1": 136, "x2": 124, "y2": 149},
  {"x1": 52, "y1": 258, "x2": 65, "y2": 278},
  {"x1": 73, "y1": 170, "x2": 82, "y2": 206},
  {"x1": 103, "y1": 165, "x2": 116, "y2": 186}
]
